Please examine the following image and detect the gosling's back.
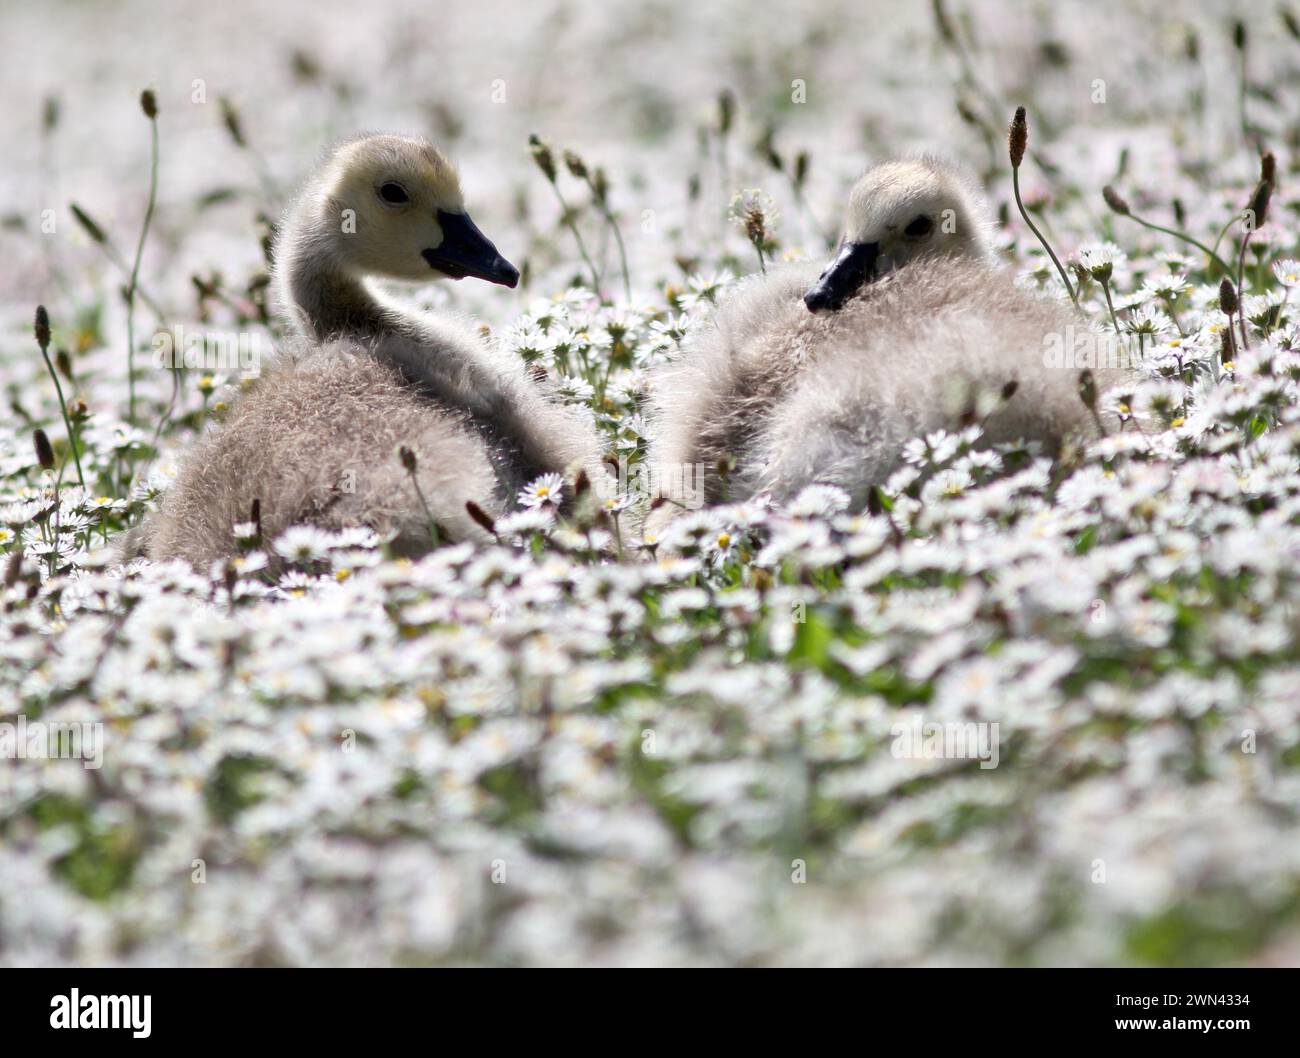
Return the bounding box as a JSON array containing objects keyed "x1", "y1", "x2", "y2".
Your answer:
[
  {"x1": 649, "y1": 256, "x2": 1129, "y2": 511},
  {"x1": 140, "y1": 343, "x2": 498, "y2": 567}
]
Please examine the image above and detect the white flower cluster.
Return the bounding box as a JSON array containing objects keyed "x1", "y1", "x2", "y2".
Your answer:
[{"x1": 3, "y1": 0, "x2": 1300, "y2": 968}]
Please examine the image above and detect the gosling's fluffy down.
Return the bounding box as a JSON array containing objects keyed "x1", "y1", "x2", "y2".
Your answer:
[
  {"x1": 136, "y1": 134, "x2": 605, "y2": 568},
  {"x1": 142, "y1": 327, "x2": 603, "y2": 566},
  {"x1": 649, "y1": 256, "x2": 1125, "y2": 519},
  {"x1": 645, "y1": 155, "x2": 1130, "y2": 534}
]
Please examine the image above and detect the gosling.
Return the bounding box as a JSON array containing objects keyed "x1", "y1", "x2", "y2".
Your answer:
[
  {"x1": 644, "y1": 154, "x2": 1129, "y2": 534},
  {"x1": 138, "y1": 134, "x2": 606, "y2": 567}
]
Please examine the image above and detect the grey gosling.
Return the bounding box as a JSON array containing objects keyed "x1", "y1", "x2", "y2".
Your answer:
[
  {"x1": 138, "y1": 134, "x2": 606, "y2": 566},
  {"x1": 644, "y1": 155, "x2": 1129, "y2": 536}
]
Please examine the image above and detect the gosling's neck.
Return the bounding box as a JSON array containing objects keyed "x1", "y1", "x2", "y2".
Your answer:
[
  {"x1": 276, "y1": 218, "x2": 391, "y2": 342},
  {"x1": 271, "y1": 202, "x2": 506, "y2": 418}
]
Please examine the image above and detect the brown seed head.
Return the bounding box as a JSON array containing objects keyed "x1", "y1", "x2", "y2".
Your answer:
[
  {"x1": 1219, "y1": 277, "x2": 1239, "y2": 316},
  {"x1": 465, "y1": 500, "x2": 497, "y2": 536},
  {"x1": 1102, "y1": 185, "x2": 1130, "y2": 216},
  {"x1": 1261, "y1": 151, "x2": 1276, "y2": 186},
  {"x1": 717, "y1": 90, "x2": 735, "y2": 136},
  {"x1": 1009, "y1": 107, "x2": 1028, "y2": 168},
  {"x1": 34, "y1": 306, "x2": 51, "y2": 351},
  {"x1": 528, "y1": 135, "x2": 556, "y2": 183},
  {"x1": 1078, "y1": 369, "x2": 1097, "y2": 410},
  {"x1": 1247, "y1": 179, "x2": 1272, "y2": 229},
  {"x1": 69, "y1": 203, "x2": 107, "y2": 245},
  {"x1": 562, "y1": 149, "x2": 588, "y2": 180},
  {"x1": 33, "y1": 428, "x2": 56, "y2": 470},
  {"x1": 220, "y1": 97, "x2": 246, "y2": 148}
]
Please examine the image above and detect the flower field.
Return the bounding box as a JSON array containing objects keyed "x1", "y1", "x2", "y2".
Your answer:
[{"x1": 1, "y1": 0, "x2": 1298, "y2": 965}]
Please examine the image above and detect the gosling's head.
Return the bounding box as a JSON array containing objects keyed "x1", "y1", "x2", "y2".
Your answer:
[
  {"x1": 311, "y1": 134, "x2": 519, "y2": 288},
  {"x1": 804, "y1": 155, "x2": 993, "y2": 312}
]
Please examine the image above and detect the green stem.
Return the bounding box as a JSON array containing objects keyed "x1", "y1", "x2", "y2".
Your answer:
[
  {"x1": 39, "y1": 346, "x2": 85, "y2": 488},
  {"x1": 1209, "y1": 216, "x2": 1237, "y2": 265},
  {"x1": 1127, "y1": 213, "x2": 1233, "y2": 277},
  {"x1": 1013, "y1": 166, "x2": 1076, "y2": 305},
  {"x1": 405, "y1": 467, "x2": 440, "y2": 548},
  {"x1": 550, "y1": 183, "x2": 602, "y2": 296},
  {"x1": 127, "y1": 116, "x2": 160, "y2": 431},
  {"x1": 1100, "y1": 277, "x2": 1121, "y2": 334},
  {"x1": 585, "y1": 179, "x2": 631, "y2": 302},
  {"x1": 1236, "y1": 231, "x2": 1253, "y2": 350},
  {"x1": 72, "y1": 209, "x2": 167, "y2": 320},
  {"x1": 791, "y1": 181, "x2": 834, "y2": 249}
]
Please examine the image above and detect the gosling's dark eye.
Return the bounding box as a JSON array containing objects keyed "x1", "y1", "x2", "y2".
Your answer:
[
  {"x1": 378, "y1": 182, "x2": 409, "y2": 204},
  {"x1": 904, "y1": 215, "x2": 933, "y2": 237}
]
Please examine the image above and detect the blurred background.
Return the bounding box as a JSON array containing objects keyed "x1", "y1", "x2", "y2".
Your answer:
[{"x1": 1, "y1": 0, "x2": 1284, "y2": 328}]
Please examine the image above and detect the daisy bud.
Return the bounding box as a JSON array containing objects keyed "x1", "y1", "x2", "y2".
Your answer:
[
  {"x1": 1077, "y1": 369, "x2": 1097, "y2": 410},
  {"x1": 1261, "y1": 151, "x2": 1276, "y2": 186},
  {"x1": 717, "y1": 90, "x2": 735, "y2": 136},
  {"x1": 1102, "y1": 185, "x2": 1130, "y2": 216},
  {"x1": 528, "y1": 135, "x2": 556, "y2": 184},
  {"x1": 223, "y1": 560, "x2": 238, "y2": 596},
  {"x1": 465, "y1": 500, "x2": 497, "y2": 536},
  {"x1": 33, "y1": 428, "x2": 56, "y2": 470},
  {"x1": 794, "y1": 150, "x2": 809, "y2": 191},
  {"x1": 140, "y1": 88, "x2": 158, "y2": 119},
  {"x1": 1247, "y1": 180, "x2": 1272, "y2": 229},
  {"x1": 562, "y1": 149, "x2": 588, "y2": 180},
  {"x1": 932, "y1": 0, "x2": 958, "y2": 45},
  {"x1": 956, "y1": 99, "x2": 981, "y2": 127},
  {"x1": 34, "y1": 305, "x2": 51, "y2": 351},
  {"x1": 291, "y1": 48, "x2": 322, "y2": 82},
  {"x1": 1219, "y1": 277, "x2": 1239, "y2": 316},
  {"x1": 220, "y1": 96, "x2": 246, "y2": 148},
  {"x1": 1008, "y1": 107, "x2": 1028, "y2": 168},
  {"x1": 1284, "y1": 8, "x2": 1300, "y2": 42},
  {"x1": 757, "y1": 125, "x2": 782, "y2": 171},
  {"x1": 70, "y1": 203, "x2": 107, "y2": 245},
  {"x1": 4, "y1": 546, "x2": 23, "y2": 588}
]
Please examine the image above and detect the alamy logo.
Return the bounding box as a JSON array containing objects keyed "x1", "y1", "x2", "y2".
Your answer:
[
  {"x1": 152, "y1": 324, "x2": 263, "y2": 377},
  {"x1": 50, "y1": 990, "x2": 151, "y2": 1038},
  {"x1": 890, "y1": 717, "x2": 1001, "y2": 769},
  {"x1": 618, "y1": 459, "x2": 708, "y2": 510},
  {"x1": 1042, "y1": 325, "x2": 1139, "y2": 370},
  {"x1": 0, "y1": 716, "x2": 103, "y2": 770}
]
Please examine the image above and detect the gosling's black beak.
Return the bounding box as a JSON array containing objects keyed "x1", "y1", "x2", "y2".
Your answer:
[
  {"x1": 422, "y1": 210, "x2": 519, "y2": 288},
  {"x1": 803, "y1": 240, "x2": 879, "y2": 313}
]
